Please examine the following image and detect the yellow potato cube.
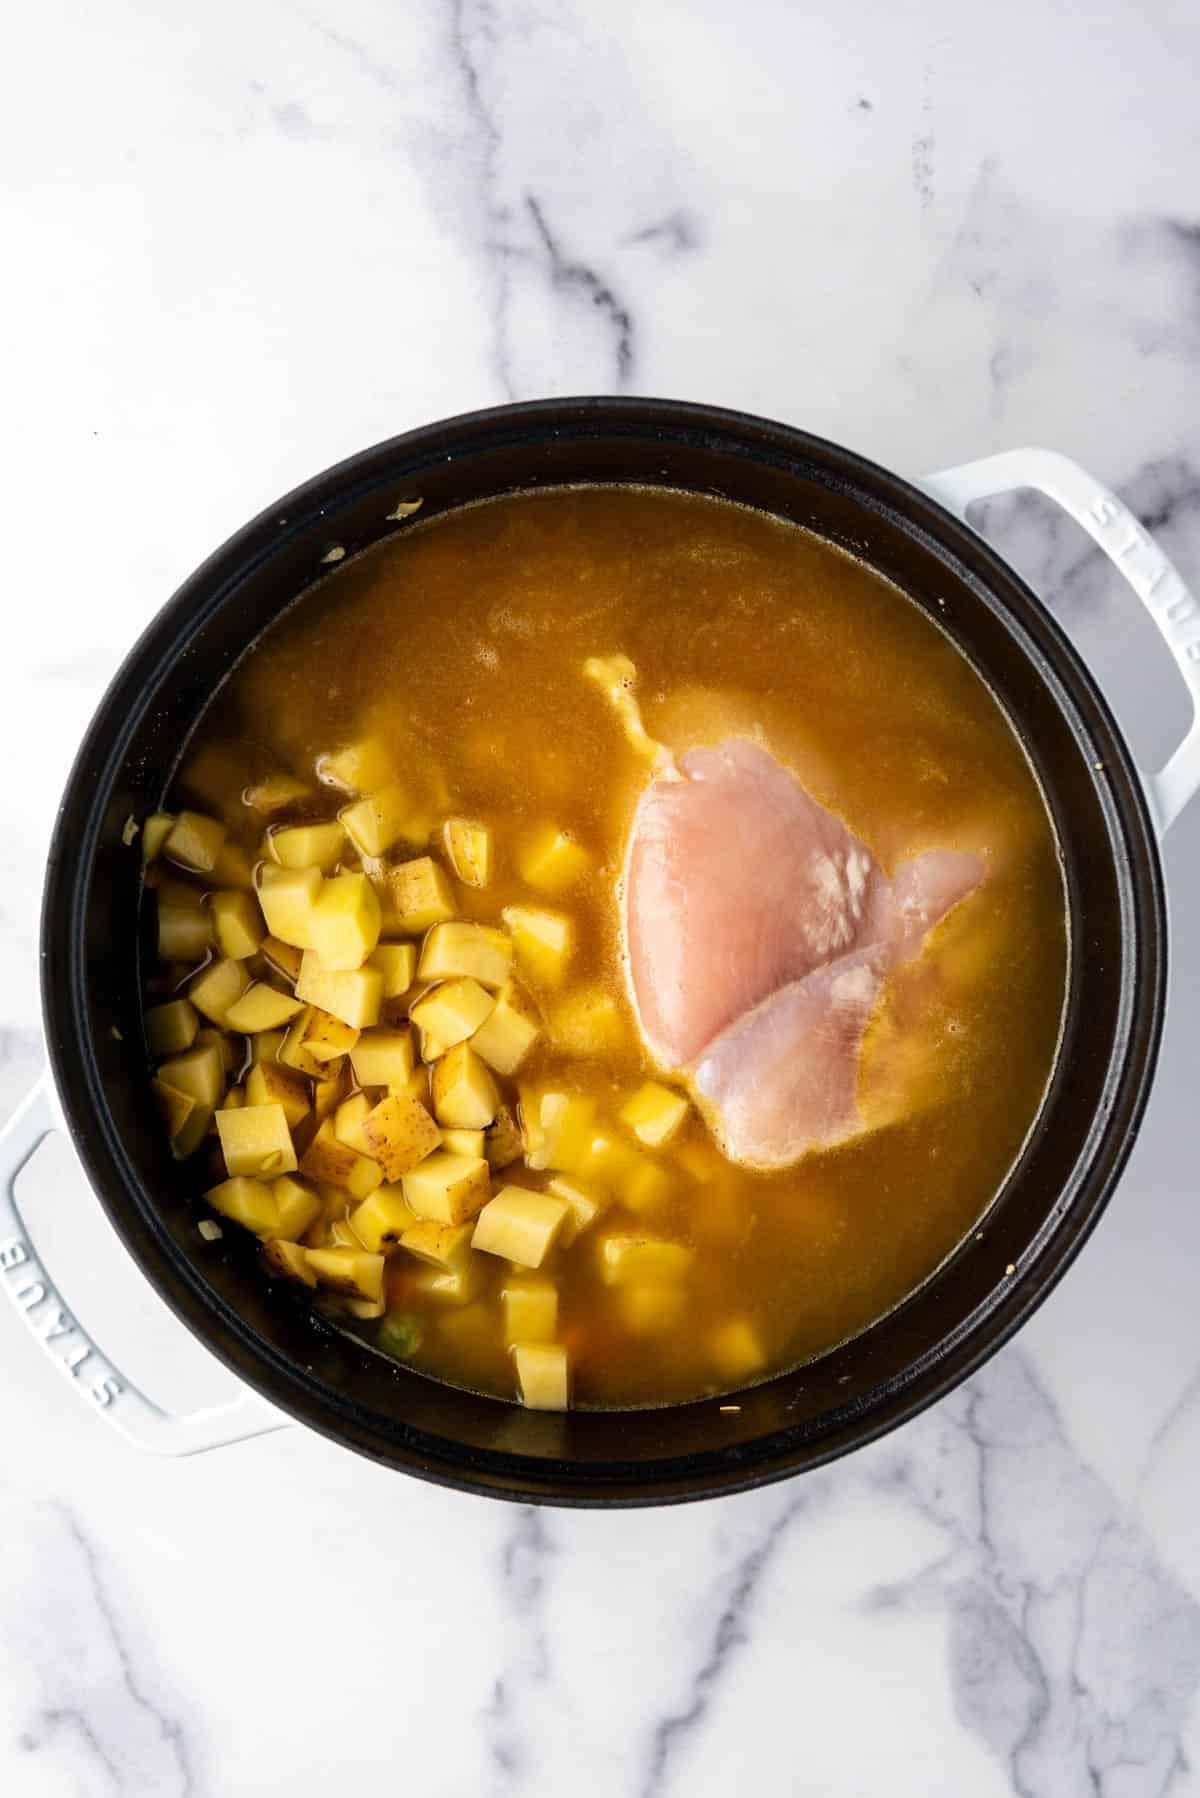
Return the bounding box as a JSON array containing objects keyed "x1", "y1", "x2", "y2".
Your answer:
[
  {"x1": 516, "y1": 824, "x2": 591, "y2": 895},
  {"x1": 312, "y1": 1065, "x2": 348, "y2": 1121},
  {"x1": 224, "y1": 982, "x2": 306, "y2": 1034},
  {"x1": 188, "y1": 958, "x2": 250, "y2": 1028},
  {"x1": 164, "y1": 810, "x2": 227, "y2": 874},
  {"x1": 469, "y1": 982, "x2": 541, "y2": 1076},
  {"x1": 210, "y1": 889, "x2": 265, "y2": 960},
  {"x1": 299, "y1": 1120, "x2": 384, "y2": 1199},
  {"x1": 710, "y1": 1318, "x2": 767, "y2": 1381},
  {"x1": 410, "y1": 1264, "x2": 481, "y2": 1306},
  {"x1": 620, "y1": 1081, "x2": 690, "y2": 1149},
  {"x1": 244, "y1": 1060, "x2": 309, "y2": 1130},
  {"x1": 318, "y1": 737, "x2": 398, "y2": 795},
  {"x1": 257, "y1": 864, "x2": 322, "y2": 948},
  {"x1": 402, "y1": 1151, "x2": 491, "y2": 1225},
  {"x1": 152, "y1": 1079, "x2": 212, "y2": 1159},
  {"x1": 158, "y1": 1041, "x2": 226, "y2": 1110},
  {"x1": 343, "y1": 1294, "x2": 386, "y2": 1320},
  {"x1": 441, "y1": 1127, "x2": 485, "y2": 1158},
  {"x1": 368, "y1": 942, "x2": 417, "y2": 1000},
  {"x1": 528, "y1": 1092, "x2": 596, "y2": 1173},
  {"x1": 221, "y1": 1084, "x2": 245, "y2": 1110},
  {"x1": 501, "y1": 1277, "x2": 558, "y2": 1345},
  {"x1": 624, "y1": 1159, "x2": 672, "y2": 1216},
  {"x1": 250, "y1": 1029, "x2": 285, "y2": 1064},
  {"x1": 262, "y1": 1237, "x2": 318, "y2": 1284},
  {"x1": 484, "y1": 1106, "x2": 524, "y2": 1170},
  {"x1": 472, "y1": 1186, "x2": 569, "y2": 1269},
  {"x1": 501, "y1": 905, "x2": 573, "y2": 986},
  {"x1": 308, "y1": 873, "x2": 381, "y2": 970},
  {"x1": 619, "y1": 1286, "x2": 685, "y2": 1337},
  {"x1": 549, "y1": 986, "x2": 626, "y2": 1057},
  {"x1": 212, "y1": 840, "x2": 256, "y2": 891},
  {"x1": 431, "y1": 1043, "x2": 500, "y2": 1130},
  {"x1": 142, "y1": 812, "x2": 174, "y2": 864},
  {"x1": 205, "y1": 1175, "x2": 279, "y2": 1236},
  {"x1": 261, "y1": 935, "x2": 304, "y2": 983},
  {"x1": 295, "y1": 953, "x2": 382, "y2": 1030},
  {"x1": 443, "y1": 817, "x2": 493, "y2": 888},
  {"x1": 599, "y1": 1235, "x2": 693, "y2": 1287},
  {"x1": 362, "y1": 1093, "x2": 443, "y2": 1180},
  {"x1": 348, "y1": 1186, "x2": 419, "y2": 1253},
  {"x1": 410, "y1": 979, "x2": 495, "y2": 1053},
  {"x1": 304, "y1": 1246, "x2": 385, "y2": 1301},
  {"x1": 388, "y1": 857, "x2": 455, "y2": 933},
  {"x1": 157, "y1": 900, "x2": 211, "y2": 962},
  {"x1": 283, "y1": 999, "x2": 360, "y2": 1068},
  {"x1": 278, "y1": 1006, "x2": 327, "y2": 1078},
  {"x1": 418, "y1": 921, "x2": 512, "y2": 990},
  {"x1": 574, "y1": 1129, "x2": 641, "y2": 1193},
  {"x1": 400, "y1": 1219, "x2": 474, "y2": 1271},
  {"x1": 270, "y1": 820, "x2": 346, "y2": 873},
  {"x1": 196, "y1": 1026, "x2": 236, "y2": 1076},
  {"x1": 513, "y1": 1342, "x2": 569, "y2": 1411},
  {"x1": 335, "y1": 1092, "x2": 375, "y2": 1155},
  {"x1": 244, "y1": 774, "x2": 311, "y2": 814},
  {"x1": 144, "y1": 998, "x2": 199, "y2": 1058},
  {"x1": 216, "y1": 1103, "x2": 298, "y2": 1179},
  {"x1": 545, "y1": 1174, "x2": 605, "y2": 1246},
  {"x1": 350, "y1": 1027, "x2": 415, "y2": 1089},
  {"x1": 340, "y1": 784, "x2": 416, "y2": 858},
  {"x1": 270, "y1": 1175, "x2": 323, "y2": 1242}
]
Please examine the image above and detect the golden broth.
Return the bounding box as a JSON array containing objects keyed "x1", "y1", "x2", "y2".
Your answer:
[{"x1": 153, "y1": 485, "x2": 1067, "y2": 1408}]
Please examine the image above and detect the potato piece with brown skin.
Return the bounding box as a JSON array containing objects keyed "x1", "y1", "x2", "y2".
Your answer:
[
  {"x1": 399, "y1": 1219, "x2": 474, "y2": 1272},
  {"x1": 261, "y1": 935, "x2": 304, "y2": 983},
  {"x1": 361, "y1": 1093, "x2": 442, "y2": 1181},
  {"x1": 245, "y1": 1059, "x2": 310, "y2": 1131},
  {"x1": 348, "y1": 1186, "x2": 420, "y2": 1253},
  {"x1": 262, "y1": 1238, "x2": 318, "y2": 1285},
  {"x1": 299, "y1": 1120, "x2": 384, "y2": 1199},
  {"x1": 304, "y1": 1246, "x2": 384, "y2": 1301},
  {"x1": 484, "y1": 1105, "x2": 524, "y2": 1171},
  {"x1": 387, "y1": 856, "x2": 455, "y2": 933},
  {"x1": 442, "y1": 818, "x2": 493, "y2": 888}
]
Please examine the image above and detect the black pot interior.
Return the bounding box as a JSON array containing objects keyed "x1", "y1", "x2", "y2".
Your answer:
[{"x1": 43, "y1": 400, "x2": 1165, "y2": 1503}]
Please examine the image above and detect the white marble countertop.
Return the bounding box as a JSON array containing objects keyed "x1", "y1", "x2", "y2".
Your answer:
[{"x1": 3, "y1": 2, "x2": 1200, "y2": 1792}]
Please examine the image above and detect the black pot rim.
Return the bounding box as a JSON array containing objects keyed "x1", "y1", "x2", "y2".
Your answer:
[{"x1": 40, "y1": 396, "x2": 1168, "y2": 1505}]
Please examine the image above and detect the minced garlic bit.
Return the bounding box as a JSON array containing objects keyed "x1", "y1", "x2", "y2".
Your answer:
[
  {"x1": 719, "y1": 1404, "x2": 741, "y2": 1413},
  {"x1": 386, "y1": 497, "x2": 424, "y2": 521},
  {"x1": 321, "y1": 545, "x2": 346, "y2": 564},
  {"x1": 121, "y1": 815, "x2": 140, "y2": 846},
  {"x1": 198, "y1": 1219, "x2": 224, "y2": 1242}
]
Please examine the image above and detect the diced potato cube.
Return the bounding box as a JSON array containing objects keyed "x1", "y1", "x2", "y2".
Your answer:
[
  {"x1": 335, "y1": 1091, "x2": 375, "y2": 1155},
  {"x1": 501, "y1": 906, "x2": 572, "y2": 986},
  {"x1": 152, "y1": 1079, "x2": 212, "y2": 1159},
  {"x1": 216, "y1": 1103, "x2": 298, "y2": 1179},
  {"x1": 472, "y1": 1186, "x2": 569, "y2": 1268},
  {"x1": 318, "y1": 737, "x2": 398, "y2": 795},
  {"x1": 501, "y1": 1277, "x2": 558, "y2": 1345},
  {"x1": 299, "y1": 1120, "x2": 383, "y2": 1199},
  {"x1": 484, "y1": 1106, "x2": 524, "y2": 1171},
  {"x1": 304, "y1": 1246, "x2": 384, "y2": 1301},
  {"x1": 251, "y1": 1029, "x2": 285, "y2": 1064},
  {"x1": 156, "y1": 875, "x2": 206, "y2": 910},
  {"x1": 157, "y1": 900, "x2": 211, "y2": 962},
  {"x1": 224, "y1": 982, "x2": 305, "y2": 1033},
  {"x1": 340, "y1": 784, "x2": 416, "y2": 858},
  {"x1": 245, "y1": 1059, "x2": 310, "y2": 1130},
  {"x1": 369, "y1": 942, "x2": 417, "y2": 1000},
  {"x1": 418, "y1": 921, "x2": 512, "y2": 990},
  {"x1": 144, "y1": 998, "x2": 199, "y2": 1058},
  {"x1": 295, "y1": 953, "x2": 382, "y2": 1030},
  {"x1": 262, "y1": 1237, "x2": 318, "y2": 1284},
  {"x1": 196, "y1": 1026, "x2": 236, "y2": 1075},
  {"x1": 469, "y1": 982, "x2": 541, "y2": 1075},
  {"x1": 410, "y1": 1264, "x2": 481, "y2": 1306},
  {"x1": 528, "y1": 1092, "x2": 595, "y2": 1173},
  {"x1": 513, "y1": 1342, "x2": 569, "y2": 1411},
  {"x1": 440, "y1": 1127, "x2": 485, "y2": 1158},
  {"x1": 400, "y1": 1218, "x2": 474, "y2": 1271},
  {"x1": 279, "y1": 1006, "x2": 326, "y2": 1078},
  {"x1": 431, "y1": 1043, "x2": 500, "y2": 1130},
  {"x1": 402, "y1": 1151, "x2": 491, "y2": 1224},
  {"x1": 619, "y1": 1285, "x2": 685, "y2": 1337},
  {"x1": 158, "y1": 1041, "x2": 226, "y2": 1109},
  {"x1": 181, "y1": 741, "x2": 242, "y2": 810},
  {"x1": 270, "y1": 820, "x2": 346, "y2": 873},
  {"x1": 545, "y1": 1174, "x2": 605, "y2": 1246},
  {"x1": 710, "y1": 1318, "x2": 767, "y2": 1381},
  {"x1": 599, "y1": 1235, "x2": 693, "y2": 1287},
  {"x1": 212, "y1": 840, "x2": 256, "y2": 891},
  {"x1": 443, "y1": 818, "x2": 493, "y2": 888},
  {"x1": 300, "y1": 1000, "x2": 361, "y2": 1064},
  {"x1": 188, "y1": 958, "x2": 250, "y2": 1028},
  {"x1": 362, "y1": 1092, "x2": 442, "y2": 1180},
  {"x1": 270, "y1": 1174, "x2": 323, "y2": 1241},
  {"x1": 574, "y1": 1129, "x2": 640, "y2": 1193},
  {"x1": 409, "y1": 979, "x2": 495, "y2": 1052},
  {"x1": 516, "y1": 824, "x2": 590, "y2": 895},
  {"x1": 620, "y1": 1081, "x2": 690, "y2": 1149},
  {"x1": 312, "y1": 1065, "x2": 348, "y2": 1121},
  {"x1": 164, "y1": 810, "x2": 227, "y2": 874},
  {"x1": 308, "y1": 873, "x2": 382, "y2": 970},
  {"x1": 387, "y1": 857, "x2": 455, "y2": 933},
  {"x1": 257, "y1": 864, "x2": 322, "y2": 949},
  {"x1": 142, "y1": 812, "x2": 174, "y2": 864},
  {"x1": 211, "y1": 889, "x2": 265, "y2": 960},
  {"x1": 221, "y1": 1084, "x2": 245, "y2": 1110},
  {"x1": 348, "y1": 1186, "x2": 419, "y2": 1253},
  {"x1": 261, "y1": 935, "x2": 304, "y2": 983},
  {"x1": 624, "y1": 1159, "x2": 672, "y2": 1215},
  {"x1": 549, "y1": 986, "x2": 626, "y2": 1057},
  {"x1": 350, "y1": 1027, "x2": 415, "y2": 1089},
  {"x1": 244, "y1": 774, "x2": 311, "y2": 814},
  {"x1": 205, "y1": 1175, "x2": 279, "y2": 1236}
]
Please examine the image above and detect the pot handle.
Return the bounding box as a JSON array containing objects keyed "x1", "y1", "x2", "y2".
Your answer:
[
  {"x1": 921, "y1": 447, "x2": 1200, "y2": 836},
  {"x1": 0, "y1": 1078, "x2": 288, "y2": 1455}
]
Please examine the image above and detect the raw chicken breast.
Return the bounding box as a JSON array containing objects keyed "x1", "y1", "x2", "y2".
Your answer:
[{"x1": 624, "y1": 738, "x2": 983, "y2": 1168}]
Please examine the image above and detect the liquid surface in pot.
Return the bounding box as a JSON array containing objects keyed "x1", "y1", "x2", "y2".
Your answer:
[{"x1": 144, "y1": 485, "x2": 1067, "y2": 1408}]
